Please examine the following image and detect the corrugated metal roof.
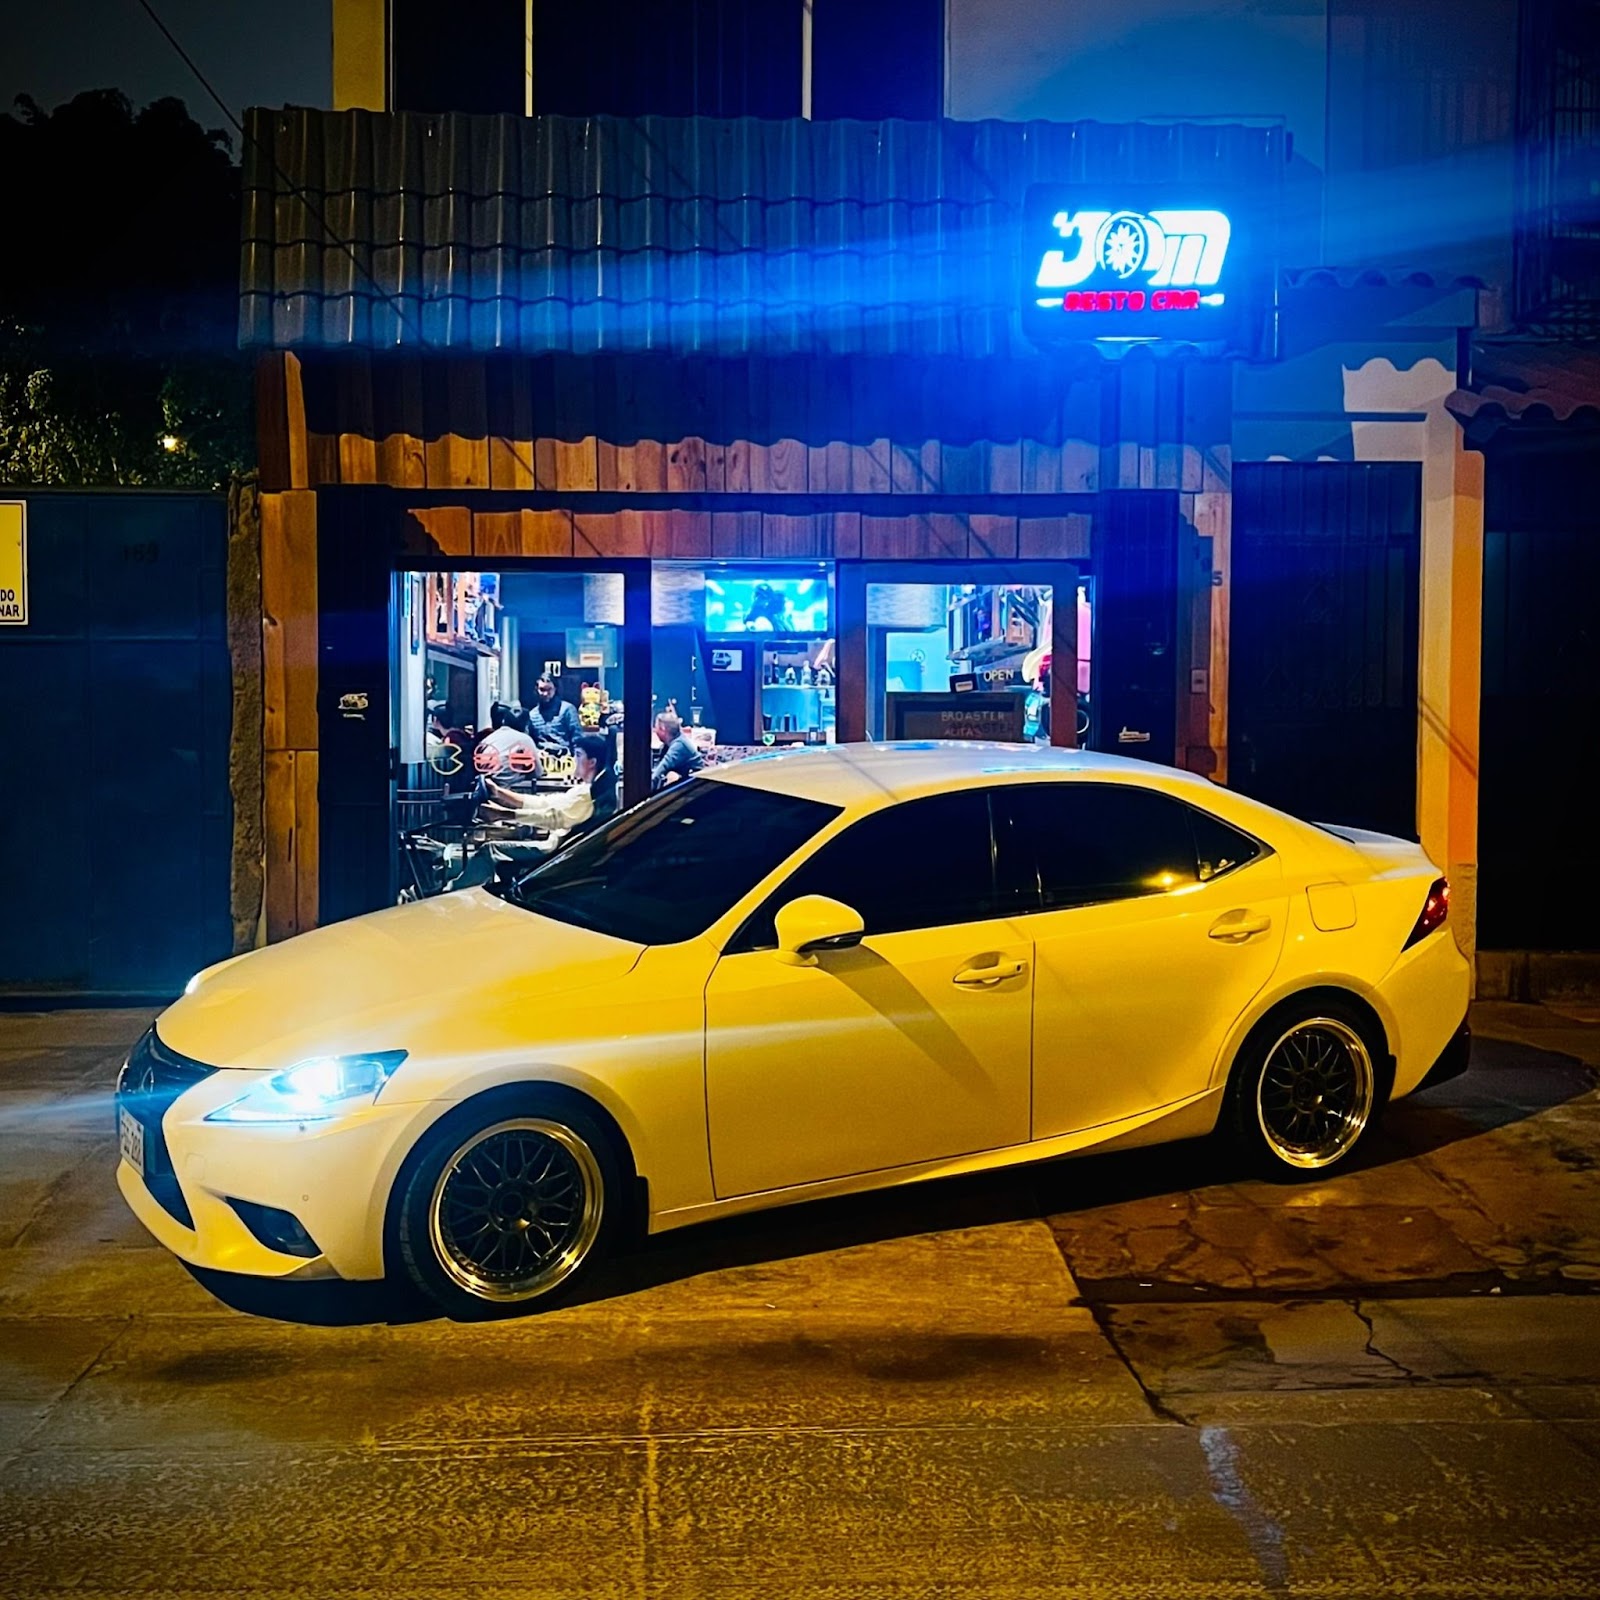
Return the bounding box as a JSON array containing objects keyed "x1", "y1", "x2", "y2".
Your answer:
[
  {"x1": 1448, "y1": 342, "x2": 1600, "y2": 431},
  {"x1": 240, "y1": 109, "x2": 1287, "y2": 357},
  {"x1": 1283, "y1": 266, "x2": 1488, "y2": 291}
]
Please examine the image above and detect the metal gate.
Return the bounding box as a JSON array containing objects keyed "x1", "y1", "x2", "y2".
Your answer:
[
  {"x1": 1479, "y1": 439, "x2": 1600, "y2": 948},
  {"x1": 0, "y1": 492, "x2": 233, "y2": 1000},
  {"x1": 1229, "y1": 463, "x2": 1421, "y2": 837}
]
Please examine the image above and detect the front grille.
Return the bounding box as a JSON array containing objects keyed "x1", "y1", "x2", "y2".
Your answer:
[{"x1": 116, "y1": 1030, "x2": 219, "y2": 1229}]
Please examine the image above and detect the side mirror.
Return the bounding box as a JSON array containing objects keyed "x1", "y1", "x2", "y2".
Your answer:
[{"x1": 773, "y1": 894, "x2": 866, "y2": 967}]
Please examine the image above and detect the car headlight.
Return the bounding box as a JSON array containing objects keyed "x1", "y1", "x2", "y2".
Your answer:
[{"x1": 205, "y1": 1051, "x2": 409, "y2": 1124}]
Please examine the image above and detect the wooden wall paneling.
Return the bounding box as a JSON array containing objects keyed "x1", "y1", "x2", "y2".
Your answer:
[
  {"x1": 925, "y1": 513, "x2": 969, "y2": 557},
  {"x1": 744, "y1": 359, "x2": 774, "y2": 491},
  {"x1": 850, "y1": 360, "x2": 892, "y2": 494},
  {"x1": 293, "y1": 749, "x2": 320, "y2": 934},
  {"x1": 595, "y1": 355, "x2": 623, "y2": 491},
  {"x1": 598, "y1": 356, "x2": 668, "y2": 493},
  {"x1": 473, "y1": 510, "x2": 522, "y2": 558},
  {"x1": 937, "y1": 358, "x2": 984, "y2": 495},
  {"x1": 862, "y1": 514, "x2": 949, "y2": 559},
  {"x1": 981, "y1": 362, "x2": 1022, "y2": 494},
  {"x1": 263, "y1": 748, "x2": 301, "y2": 942},
  {"x1": 550, "y1": 354, "x2": 599, "y2": 491},
  {"x1": 968, "y1": 513, "x2": 1018, "y2": 558},
  {"x1": 255, "y1": 353, "x2": 294, "y2": 493},
  {"x1": 890, "y1": 359, "x2": 941, "y2": 494},
  {"x1": 486, "y1": 358, "x2": 536, "y2": 490},
  {"x1": 519, "y1": 509, "x2": 575, "y2": 557},
  {"x1": 666, "y1": 509, "x2": 712, "y2": 558},
  {"x1": 1021, "y1": 365, "x2": 1063, "y2": 494},
  {"x1": 1098, "y1": 366, "x2": 1123, "y2": 496},
  {"x1": 260, "y1": 489, "x2": 320, "y2": 752},
  {"x1": 1019, "y1": 514, "x2": 1091, "y2": 560},
  {"x1": 761, "y1": 513, "x2": 824, "y2": 558},
  {"x1": 335, "y1": 353, "x2": 378, "y2": 484},
  {"x1": 374, "y1": 355, "x2": 426, "y2": 488},
  {"x1": 720, "y1": 361, "x2": 751, "y2": 493},
  {"x1": 306, "y1": 428, "x2": 340, "y2": 488},
  {"x1": 808, "y1": 357, "x2": 852, "y2": 493},
  {"x1": 667, "y1": 358, "x2": 710, "y2": 492},
  {"x1": 1155, "y1": 362, "x2": 1184, "y2": 490},
  {"x1": 767, "y1": 356, "x2": 807, "y2": 492},
  {"x1": 1060, "y1": 374, "x2": 1100, "y2": 492},
  {"x1": 712, "y1": 510, "x2": 762, "y2": 557},
  {"x1": 575, "y1": 509, "x2": 649, "y2": 557},
  {"x1": 529, "y1": 358, "x2": 560, "y2": 490},
  {"x1": 829, "y1": 511, "x2": 862, "y2": 558},
  {"x1": 425, "y1": 356, "x2": 490, "y2": 488},
  {"x1": 284, "y1": 351, "x2": 309, "y2": 490},
  {"x1": 408, "y1": 505, "x2": 473, "y2": 557}
]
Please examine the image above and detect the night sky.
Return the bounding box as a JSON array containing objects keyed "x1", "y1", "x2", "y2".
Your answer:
[{"x1": 0, "y1": 0, "x2": 331, "y2": 125}]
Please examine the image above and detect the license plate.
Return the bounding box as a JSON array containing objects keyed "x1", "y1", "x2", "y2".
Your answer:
[{"x1": 118, "y1": 1108, "x2": 145, "y2": 1176}]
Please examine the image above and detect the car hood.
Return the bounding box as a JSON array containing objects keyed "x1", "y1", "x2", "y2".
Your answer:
[{"x1": 156, "y1": 890, "x2": 644, "y2": 1071}]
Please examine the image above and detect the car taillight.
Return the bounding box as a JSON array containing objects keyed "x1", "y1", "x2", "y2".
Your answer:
[{"x1": 1403, "y1": 876, "x2": 1450, "y2": 950}]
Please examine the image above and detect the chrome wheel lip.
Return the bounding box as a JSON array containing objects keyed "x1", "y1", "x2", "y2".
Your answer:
[
  {"x1": 1255, "y1": 1016, "x2": 1375, "y2": 1170},
  {"x1": 428, "y1": 1117, "x2": 604, "y2": 1303}
]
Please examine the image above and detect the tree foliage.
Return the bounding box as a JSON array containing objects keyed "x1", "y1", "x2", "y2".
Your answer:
[{"x1": 0, "y1": 90, "x2": 250, "y2": 487}]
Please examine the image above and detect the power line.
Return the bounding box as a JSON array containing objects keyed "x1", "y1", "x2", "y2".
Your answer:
[{"x1": 131, "y1": 0, "x2": 425, "y2": 347}]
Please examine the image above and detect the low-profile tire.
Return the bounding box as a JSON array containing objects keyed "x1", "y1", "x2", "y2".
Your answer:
[
  {"x1": 1223, "y1": 996, "x2": 1390, "y2": 1181},
  {"x1": 397, "y1": 1088, "x2": 627, "y2": 1319}
]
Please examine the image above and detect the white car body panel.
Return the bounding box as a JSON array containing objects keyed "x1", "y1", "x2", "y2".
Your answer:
[{"x1": 121, "y1": 743, "x2": 1471, "y2": 1286}]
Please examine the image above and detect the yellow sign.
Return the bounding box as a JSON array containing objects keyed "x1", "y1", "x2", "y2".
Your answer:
[{"x1": 0, "y1": 502, "x2": 25, "y2": 626}]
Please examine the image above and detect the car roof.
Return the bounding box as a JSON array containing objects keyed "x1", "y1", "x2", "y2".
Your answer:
[{"x1": 700, "y1": 741, "x2": 1223, "y2": 810}]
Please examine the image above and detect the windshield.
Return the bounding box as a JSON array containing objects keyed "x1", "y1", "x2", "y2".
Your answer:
[{"x1": 502, "y1": 779, "x2": 840, "y2": 945}]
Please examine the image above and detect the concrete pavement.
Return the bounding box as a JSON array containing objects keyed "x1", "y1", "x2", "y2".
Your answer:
[{"x1": 2, "y1": 1004, "x2": 1599, "y2": 1597}]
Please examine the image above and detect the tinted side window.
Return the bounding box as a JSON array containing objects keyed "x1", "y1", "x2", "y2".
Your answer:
[
  {"x1": 735, "y1": 790, "x2": 998, "y2": 947},
  {"x1": 998, "y1": 784, "x2": 1260, "y2": 911}
]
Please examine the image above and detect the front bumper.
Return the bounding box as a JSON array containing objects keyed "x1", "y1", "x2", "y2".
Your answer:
[{"x1": 115, "y1": 1032, "x2": 445, "y2": 1282}]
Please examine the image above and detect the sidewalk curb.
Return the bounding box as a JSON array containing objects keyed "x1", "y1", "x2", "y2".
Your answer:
[{"x1": 1477, "y1": 950, "x2": 1600, "y2": 1003}]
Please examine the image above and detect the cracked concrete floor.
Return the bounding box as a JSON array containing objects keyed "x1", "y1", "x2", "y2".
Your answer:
[{"x1": 2, "y1": 1003, "x2": 1600, "y2": 1598}]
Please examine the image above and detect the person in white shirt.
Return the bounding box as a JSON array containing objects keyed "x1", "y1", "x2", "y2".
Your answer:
[{"x1": 482, "y1": 733, "x2": 618, "y2": 847}]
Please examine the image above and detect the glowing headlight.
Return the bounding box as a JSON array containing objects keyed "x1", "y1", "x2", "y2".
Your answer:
[{"x1": 206, "y1": 1051, "x2": 408, "y2": 1124}]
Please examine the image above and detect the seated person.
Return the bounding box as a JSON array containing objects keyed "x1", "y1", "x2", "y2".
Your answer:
[
  {"x1": 651, "y1": 711, "x2": 705, "y2": 792},
  {"x1": 481, "y1": 732, "x2": 618, "y2": 849},
  {"x1": 473, "y1": 702, "x2": 540, "y2": 794}
]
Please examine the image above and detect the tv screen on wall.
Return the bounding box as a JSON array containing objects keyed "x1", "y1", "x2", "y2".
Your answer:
[{"x1": 704, "y1": 575, "x2": 830, "y2": 635}]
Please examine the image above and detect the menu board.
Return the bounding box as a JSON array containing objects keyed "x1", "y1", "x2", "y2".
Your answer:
[{"x1": 886, "y1": 692, "x2": 1026, "y2": 743}]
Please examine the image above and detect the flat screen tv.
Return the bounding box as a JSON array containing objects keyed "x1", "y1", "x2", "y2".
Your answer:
[{"x1": 704, "y1": 574, "x2": 830, "y2": 635}]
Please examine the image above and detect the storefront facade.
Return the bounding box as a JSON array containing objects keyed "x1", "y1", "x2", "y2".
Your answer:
[{"x1": 243, "y1": 109, "x2": 1485, "y2": 958}]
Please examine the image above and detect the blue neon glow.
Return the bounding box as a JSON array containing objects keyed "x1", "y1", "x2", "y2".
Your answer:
[{"x1": 1034, "y1": 208, "x2": 1232, "y2": 293}]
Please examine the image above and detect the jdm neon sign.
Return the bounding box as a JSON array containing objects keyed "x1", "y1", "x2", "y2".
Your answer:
[
  {"x1": 1035, "y1": 209, "x2": 1231, "y2": 308},
  {"x1": 1021, "y1": 189, "x2": 1259, "y2": 350}
]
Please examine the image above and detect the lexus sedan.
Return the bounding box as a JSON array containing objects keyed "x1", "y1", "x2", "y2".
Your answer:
[{"x1": 118, "y1": 743, "x2": 1470, "y2": 1318}]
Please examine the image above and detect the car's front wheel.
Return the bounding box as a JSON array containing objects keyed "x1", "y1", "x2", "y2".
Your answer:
[
  {"x1": 1224, "y1": 998, "x2": 1388, "y2": 1180},
  {"x1": 397, "y1": 1090, "x2": 624, "y2": 1318}
]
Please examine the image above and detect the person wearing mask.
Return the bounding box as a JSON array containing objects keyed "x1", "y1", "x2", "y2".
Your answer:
[
  {"x1": 483, "y1": 732, "x2": 618, "y2": 845},
  {"x1": 527, "y1": 675, "x2": 583, "y2": 753},
  {"x1": 651, "y1": 710, "x2": 705, "y2": 792}
]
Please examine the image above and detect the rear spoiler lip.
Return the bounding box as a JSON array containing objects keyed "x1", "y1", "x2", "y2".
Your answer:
[{"x1": 1311, "y1": 820, "x2": 1423, "y2": 847}]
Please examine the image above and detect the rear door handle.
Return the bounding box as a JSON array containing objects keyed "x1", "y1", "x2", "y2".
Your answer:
[
  {"x1": 953, "y1": 958, "x2": 1028, "y2": 987},
  {"x1": 1208, "y1": 911, "x2": 1272, "y2": 943}
]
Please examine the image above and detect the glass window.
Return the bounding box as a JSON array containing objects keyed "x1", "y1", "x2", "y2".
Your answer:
[
  {"x1": 996, "y1": 784, "x2": 1260, "y2": 911},
  {"x1": 504, "y1": 780, "x2": 838, "y2": 946},
  {"x1": 734, "y1": 790, "x2": 999, "y2": 948},
  {"x1": 650, "y1": 562, "x2": 837, "y2": 785}
]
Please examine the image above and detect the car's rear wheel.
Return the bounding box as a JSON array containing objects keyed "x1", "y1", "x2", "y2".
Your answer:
[
  {"x1": 397, "y1": 1091, "x2": 624, "y2": 1318},
  {"x1": 1225, "y1": 998, "x2": 1387, "y2": 1179}
]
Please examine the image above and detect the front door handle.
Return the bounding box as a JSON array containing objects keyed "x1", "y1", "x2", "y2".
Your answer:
[
  {"x1": 1208, "y1": 911, "x2": 1272, "y2": 943},
  {"x1": 953, "y1": 958, "x2": 1027, "y2": 987}
]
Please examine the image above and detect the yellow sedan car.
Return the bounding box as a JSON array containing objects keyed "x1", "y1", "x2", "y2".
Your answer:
[{"x1": 118, "y1": 743, "x2": 1470, "y2": 1318}]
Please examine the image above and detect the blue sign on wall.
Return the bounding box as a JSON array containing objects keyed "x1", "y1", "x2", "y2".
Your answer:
[{"x1": 1021, "y1": 187, "x2": 1268, "y2": 352}]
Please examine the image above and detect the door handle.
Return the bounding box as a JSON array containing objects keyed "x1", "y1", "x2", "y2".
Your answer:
[
  {"x1": 1208, "y1": 911, "x2": 1272, "y2": 943},
  {"x1": 952, "y1": 958, "x2": 1027, "y2": 987}
]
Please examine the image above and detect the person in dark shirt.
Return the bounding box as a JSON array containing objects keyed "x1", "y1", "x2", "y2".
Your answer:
[
  {"x1": 526, "y1": 675, "x2": 582, "y2": 753},
  {"x1": 651, "y1": 711, "x2": 705, "y2": 793}
]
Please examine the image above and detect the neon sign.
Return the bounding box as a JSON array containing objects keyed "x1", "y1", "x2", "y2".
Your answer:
[{"x1": 1021, "y1": 189, "x2": 1263, "y2": 351}]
